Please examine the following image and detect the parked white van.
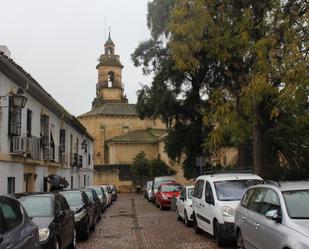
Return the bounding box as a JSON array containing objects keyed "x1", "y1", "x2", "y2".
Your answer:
[{"x1": 192, "y1": 172, "x2": 262, "y2": 246}]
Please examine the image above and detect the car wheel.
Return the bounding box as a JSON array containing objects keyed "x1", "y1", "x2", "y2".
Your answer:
[
  {"x1": 237, "y1": 230, "x2": 245, "y2": 249},
  {"x1": 193, "y1": 214, "x2": 201, "y2": 234},
  {"x1": 184, "y1": 211, "x2": 190, "y2": 227},
  {"x1": 213, "y1": 220, "x2": 224, "y2": 246},
  {"x1": 68, "y1": 229, "x2": 77, "y2": 249},
  {"x1": 176, "y1": 208, "x2": 181, "y2": 221}
]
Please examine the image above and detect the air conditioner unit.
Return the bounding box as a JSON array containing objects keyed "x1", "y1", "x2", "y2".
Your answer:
[
  {"x1": 43, "y1": 146, "x2": 54, "y2": 160},
  {"x1": 12, "y1": 136, "x2": 25, "y2": 153},
  {"x1": 24, "y1": 137, "x2": 32, "y2": 154}
]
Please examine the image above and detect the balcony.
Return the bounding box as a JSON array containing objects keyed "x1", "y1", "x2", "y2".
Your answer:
[
  {"x1": 10, "y1": 136, "x2": 41, "y2": 160},
  {"x1": 70, "y1": 153, "x2": 78, "y2": 167}
]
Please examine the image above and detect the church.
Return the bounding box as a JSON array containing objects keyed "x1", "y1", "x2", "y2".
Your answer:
[{"x1": 78, "y1": 34, "x2": 189, "y2": 192}]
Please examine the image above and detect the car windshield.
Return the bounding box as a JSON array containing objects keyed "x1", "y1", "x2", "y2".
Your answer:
[
  {"x1": 188, "y1": 188, "x2": 194, "y2": 199},
  {"x1": 84, "y1": 191, "x2": 94, "y2": 201},
  {"x1": 20, "y1": 196, "x2": 53, "y2": 217},
  {"x1": 92, "y1": 187, "x2": 103, "y2": 196},
  {"x1": 61, "y1": 192, "x2": 83, "y2": 206},
  {"x1": 283, "y1": 190, "x2": 309, "y2": 219},
  {"x1": 161, "y1": 184, "x2": 181, "y2": 192},
  {"x1": 214, "y1": 179, "x2": 262, "y2": 201}
]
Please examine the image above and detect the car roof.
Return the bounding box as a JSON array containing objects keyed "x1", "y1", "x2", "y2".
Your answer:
[
  {"x1": 183, "y1": 185, "x2": 194, "y2": 189},
  {"x1": 196, "y1": 173, "x2": 262, "y2": 182},
  {"x1": 13, "y1": 192, "x2": 56, "y2": 198},
  {"x1": 256, "y1": 181, "x2": 309, "y2": 192}
]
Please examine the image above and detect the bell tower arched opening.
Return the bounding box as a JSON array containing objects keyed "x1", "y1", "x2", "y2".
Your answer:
[{"x1": 108, "y1": 71, "x2": 114, "y2": 88}]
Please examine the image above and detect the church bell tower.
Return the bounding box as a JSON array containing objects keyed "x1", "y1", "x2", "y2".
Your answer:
[{"x1": 93, "y1": 32, "x2": 128, "y2": 107}]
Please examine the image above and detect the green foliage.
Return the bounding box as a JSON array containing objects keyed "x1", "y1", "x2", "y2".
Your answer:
[
  {"x1": 131, "y1": 151, "x2": 176, "y2": 179},
  {"x1": 131, "y1": 151, "x2": 150, "y2": 179},
  {"x1": 133, "y1": 0, "x2": 308, "y2": 179},
  {"x1": 149, "y1": 159, "x2": 176, "y2": 177}
]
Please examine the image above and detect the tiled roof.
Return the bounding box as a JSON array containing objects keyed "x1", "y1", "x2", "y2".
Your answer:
[
  {"x1": 79, "y1": 103, "x2": 138, "y2": 117},
  {"x1": 0, "y1": 51, "x2": 93, "y2": 140},
  {"x1": 107, "y1": 129, "x2": 167, "y2": 144}
]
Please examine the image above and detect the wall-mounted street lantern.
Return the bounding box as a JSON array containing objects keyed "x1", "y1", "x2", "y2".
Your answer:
[
  {"x1": 81, "y1": 139, "x2": 87, "y2": 152},
  {"x1": 0, "y1": 88, "x2": 28, "y2": 109}
]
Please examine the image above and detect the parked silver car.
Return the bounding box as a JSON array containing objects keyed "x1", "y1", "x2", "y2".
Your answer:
[{"x1": 235, "y1": 181, "x2": 309, "y2": 249}]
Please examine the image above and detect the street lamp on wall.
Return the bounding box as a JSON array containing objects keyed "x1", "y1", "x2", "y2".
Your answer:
[
  {"x1": 0, "y1": 88, "x2": 28, "y2": 109},
  {"x1": 81, "y1": 139, "x2": 87, "y2": 153}
]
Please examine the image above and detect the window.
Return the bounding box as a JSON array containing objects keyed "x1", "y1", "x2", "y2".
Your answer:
[
  {"x1": 260, "y1": 190, "x2": 281, "y2": 215},
  {"x1": 0, "y1": 199, "x2": 22, "y2": 233},
  {"x1": 71, "y1": 176, "x2": 74, "y2": 189},
  {"x1": 180, "y1": 188, "x2": 186, "y2": 200},
  {"x1": 8, "y1": 97, "x2": 22, "y2": 136},
  {"x1": 247, "y1": 188, "x2": 267, "y2": 213},
  {"x1": 108, "y1": 71, "x2": 114, "y2": 88},
  {"x1": 60, "y1": 129, "x2": 66, "y2": 153},
  {"x1": 84, "y1": 175, "x2": 86, "y2": 187},
  {"x1": 193, "y1": 180, "x2": 204, "y2": 199},
  {"x1": 40, "y1": 115, "x2": 49, "y2": 145},
  {"x1": 241, "y1": 189, "x2": 255, "y2": 208},
  {"x1": 26, "y1": 109, "x2": 32, "y2": 137},
  {"x1": 7, "y1": 177, "x2": 15, "y2": 194},
  {"x1": 205, "y1": 181, "x2": 214, "y2": 204}
]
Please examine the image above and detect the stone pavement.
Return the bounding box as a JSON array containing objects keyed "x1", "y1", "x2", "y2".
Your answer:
[{"x1": 77, "y1": 193, "x2": 236, "y2": 249}]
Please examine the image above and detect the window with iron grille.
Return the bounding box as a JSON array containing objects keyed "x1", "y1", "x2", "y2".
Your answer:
[
  {"x1": 8, "y1": 97, "x2": 21, "y2": 136},
  {"x1": 7, "y1": 177, "x2": 15, "y2": 194},
  {"x1": 26, "y1": 109, "x2": 32, "y2": 137},
  {"x1": 40, "y1": 115, "x2": 49, "y2": 145}
]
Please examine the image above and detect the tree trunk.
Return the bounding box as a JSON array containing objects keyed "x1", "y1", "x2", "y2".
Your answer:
[
  {"x1": 237, "y1": 143, "x2": 252, "y2": 168},
  {"x1": 253, "y1": 124, "x2": 264, "y2": 177}
]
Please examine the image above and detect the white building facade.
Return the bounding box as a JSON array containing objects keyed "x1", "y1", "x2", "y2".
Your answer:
[{"x1": 0, "y1": 48, "x2": 94, "y2": 195}]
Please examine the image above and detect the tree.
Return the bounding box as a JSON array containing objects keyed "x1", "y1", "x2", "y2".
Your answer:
[
  {"x1": 149, "y1": 159, "x2": 176, "y2": 177},
  {"x1": 168, "y1": 0, "x2": 309, "y2": 179},
  {"x1": 132, "y1": 0, "x2": 215, "y2": 178},
  {"x1": 131, "y1": 152, "x2": 150, "y2": 186}
]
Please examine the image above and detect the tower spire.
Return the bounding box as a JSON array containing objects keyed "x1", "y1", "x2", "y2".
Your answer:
[{"x1": 105, "y1": 27, "x2": 115, "y2": 47}]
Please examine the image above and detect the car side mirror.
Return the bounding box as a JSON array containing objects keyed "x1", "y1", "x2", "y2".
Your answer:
[{"x1": 265, "y1": 209, "x2": 282, "y2": 223}]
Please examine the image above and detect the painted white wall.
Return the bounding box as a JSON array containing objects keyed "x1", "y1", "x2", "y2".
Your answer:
[
  {"x1": 0, "y1": 162, "x2": 24, "y2": 194},
  {"x1": 0, "y1": 68, "x2": 94, "y2": 194}
]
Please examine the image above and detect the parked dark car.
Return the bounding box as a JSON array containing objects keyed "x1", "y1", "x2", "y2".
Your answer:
[
  {"x1": 87, "y1": 186, "x2": 107, "y2": 213},
  {"x1": 0, "y1": 195, "x2": 40, "y2": 249},
  {"x1": 17, "y1": 193, "x2": 76, "y2": 249},
  {"x1": 110, "y1": 184, "x2": 117, "y2": 201},
  {"x1": 82, "y1": 188, "x2": 101, "y2": 223},
  {"x1": 60, "y1": 190, "x2": 95, "y2": 240}
]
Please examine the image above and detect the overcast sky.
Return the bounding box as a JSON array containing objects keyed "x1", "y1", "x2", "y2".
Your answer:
[{"x1": 0, "y1": 0, "x2": 151, "y2": 116}]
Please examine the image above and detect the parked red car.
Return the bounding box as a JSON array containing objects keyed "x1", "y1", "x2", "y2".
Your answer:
[{"x1": 155, "y1": 183, "x2": 182, "y2": 210}]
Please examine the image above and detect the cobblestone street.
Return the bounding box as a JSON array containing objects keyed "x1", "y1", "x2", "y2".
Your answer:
[{"x1": 77, "y1": 194, "x2": 236, "y2": 249}]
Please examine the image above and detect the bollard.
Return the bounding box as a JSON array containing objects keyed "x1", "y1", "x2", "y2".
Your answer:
[{"x1": 171, "y1": 195, "x2": 176, "y2": 211}]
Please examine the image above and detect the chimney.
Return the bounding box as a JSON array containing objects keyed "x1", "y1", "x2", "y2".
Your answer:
[{"x1": 0, "y1": 45, "x2": 11, "y2": 57}]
